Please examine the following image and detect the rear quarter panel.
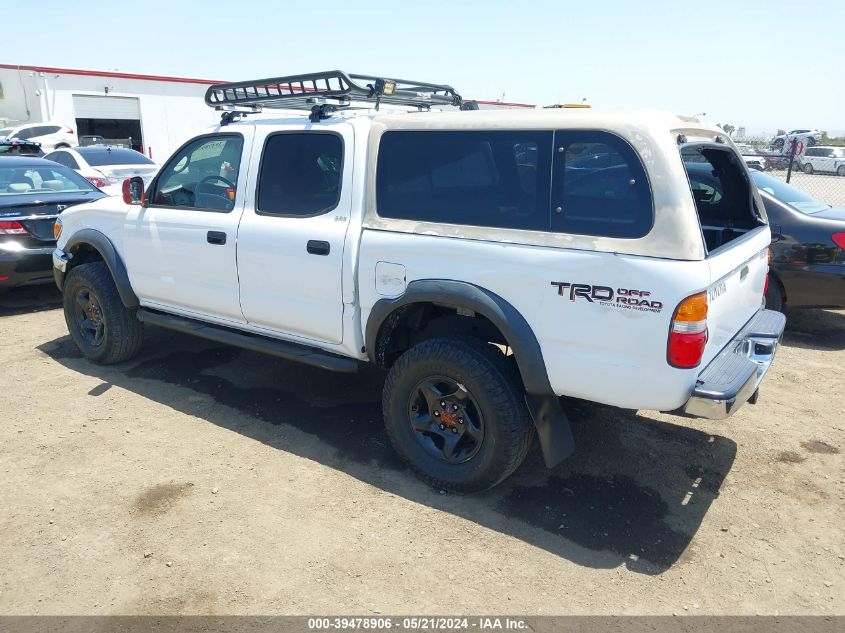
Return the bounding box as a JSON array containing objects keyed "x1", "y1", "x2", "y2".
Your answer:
[{"x1": 359, "y1": 230, "x2": 711, "y2": 411}]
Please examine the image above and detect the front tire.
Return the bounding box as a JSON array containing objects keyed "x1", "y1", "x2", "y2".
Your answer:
[
  {"x1": 803, "y1": 163, "x2": 814, "y2": 175},
  {"x1": 837, "y1": 165, "x2": 845, "y2": 177},
  {"x1": 383, "y1": 336, "x2": 533, "y2": 493},
  {"x1": 63, "y1": 262, "x2": 144, "y2": 364}
]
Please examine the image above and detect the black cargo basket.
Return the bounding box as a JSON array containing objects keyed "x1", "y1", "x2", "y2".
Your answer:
[{"x1": 204, "y1": 70, "x2": 463, "y2": 113}]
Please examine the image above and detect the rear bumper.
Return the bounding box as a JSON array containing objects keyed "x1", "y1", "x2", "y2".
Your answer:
[
  {"x1": 0, "y1": 243, "x2": 56, "y2": 289},
  {"x1": 683, "y1": 309, "x2": 786, "y2": 420}
]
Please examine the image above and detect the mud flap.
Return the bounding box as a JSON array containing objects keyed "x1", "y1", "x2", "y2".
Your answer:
[{"x1": 525, "y1": 394, "x2": 575, "y2": 468}]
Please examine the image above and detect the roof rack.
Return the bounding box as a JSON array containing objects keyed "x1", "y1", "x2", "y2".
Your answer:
[{"x1": 205, "y1": 70, "x2": 465, "y2": 122}]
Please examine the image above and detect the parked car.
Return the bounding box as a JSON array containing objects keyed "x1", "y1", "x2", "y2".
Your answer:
[
  {"x1": 0, "y1": 122, "x2": 77, "y2": 150},
  {"x1": 796, "y1": 146, "x2": 845, "y2": 176},
  {"x1": 52, "y1": 70, "x2": 785, "y2": 492},
  {"x1": 771, "y1": 129, "x2": 822, "y2": 150},
  {"x1": 43, "y1": 146, "x2": 159, "y2": 196},
  {"x1": 0, "y1": 139, "x2": 44, "y2": 157},
  {"x1": 734, "y1": 143, "x2": 768, "y2": 171},
  {"x1": 750, "y1": 170, "x2": 844, "y2": 310},
  {"x1": 0, "y1": 157, "x2": 106, "y2": 296}
]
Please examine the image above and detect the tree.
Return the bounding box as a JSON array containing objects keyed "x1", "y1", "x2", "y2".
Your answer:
[{"x1": 718, "y1": 123, "x2": 736, "y2": 135}]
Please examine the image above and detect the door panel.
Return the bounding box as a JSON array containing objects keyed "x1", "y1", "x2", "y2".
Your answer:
[
  {"x1": 237, "y1": 126, "x2": 353, "y2": 344},
  {"x1": 122, "y1": 130, "x2": 253, "y2": 322}
]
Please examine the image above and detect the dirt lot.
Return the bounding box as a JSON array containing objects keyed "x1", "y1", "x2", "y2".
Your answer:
[{"x1": 1, "y1": 286, "x2": 843, "y2": 615}]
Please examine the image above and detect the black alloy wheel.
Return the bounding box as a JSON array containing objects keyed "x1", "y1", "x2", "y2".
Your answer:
[{"x1": 407, "y1": 376, "x2": 484, "y2": 464}]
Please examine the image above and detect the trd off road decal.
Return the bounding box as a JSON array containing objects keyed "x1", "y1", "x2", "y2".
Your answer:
[{"x1": 550, "y1": 282, "x2": 664, "y2": 313}]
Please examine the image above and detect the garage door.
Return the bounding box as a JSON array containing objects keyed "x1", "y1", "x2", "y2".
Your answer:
[{"x1": 72, "y1": 95, "x2": 140, "y2": 119}]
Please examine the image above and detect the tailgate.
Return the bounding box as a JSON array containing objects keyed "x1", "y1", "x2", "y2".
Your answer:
[{"x1": 702, "y1": 226, "x2": 770, "y2": 367}]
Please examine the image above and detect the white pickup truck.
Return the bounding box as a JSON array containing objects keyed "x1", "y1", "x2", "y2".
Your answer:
[{"x1": 52, "y1": 71, "x2": 785, "y2": 492}]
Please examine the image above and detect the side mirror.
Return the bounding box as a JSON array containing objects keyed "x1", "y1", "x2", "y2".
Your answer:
[{"x1": 122, "y1": 176, "x2": 145, "y2": 205}]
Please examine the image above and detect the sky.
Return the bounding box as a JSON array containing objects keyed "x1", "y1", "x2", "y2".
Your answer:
[{"x1": 2, "y1": 0, "x2": 842, "y2": 136}]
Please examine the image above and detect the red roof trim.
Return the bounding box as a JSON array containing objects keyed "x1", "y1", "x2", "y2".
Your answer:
[
  {"x1": 0, "y1": 64, "x2": 536, "y2": 106},
  {"x1": 0, "y1": 63, "x2": 224, "y2": 86}
]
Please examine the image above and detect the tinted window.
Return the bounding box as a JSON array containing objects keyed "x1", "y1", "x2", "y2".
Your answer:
[
  {"x1": 750, "y1": 171, "x2": 829, "y2": 215},
  {"x1": 42, "y1": 125, "x2": 61, "y2": 135},
  {"x1": 551, "y1": 132, "x2": 652, "y2": 238},
  {"x1": 80, "y1": 147, "x2": 154, "y2": 166},
  {"x1": 376, "y1": 130, "x2": 552, "y2": 231},
  {"x1": 257, "y1": 133, "x2": 343, "y2": 216},
  {"x1": 45, "y1": 151, "x2": 80, "y2": 169},
  {"x1": 14, "y1": 127, "x2": 36, "y2": 140},
  {"x1": 152, "y1": 135, "x2": 243, "y2": 211},
  {"x1": 0, "y1": 129, "x2": 13, "y2": 138}
]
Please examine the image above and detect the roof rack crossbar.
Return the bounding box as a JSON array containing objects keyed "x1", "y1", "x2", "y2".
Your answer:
[{"x1": 204, "y1": 70, "x2": 462, "y2": 113}]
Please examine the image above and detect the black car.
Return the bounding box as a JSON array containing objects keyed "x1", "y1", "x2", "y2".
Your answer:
[
  {"x1": 0, "y1": 139, "x2": 44, "y2": 157},
  {"x1": 0, "y1": 157, "x2": 106, "y2": 295},
  {"x1": 750, "y1": 170, "x2": 845, "y2": 311}
]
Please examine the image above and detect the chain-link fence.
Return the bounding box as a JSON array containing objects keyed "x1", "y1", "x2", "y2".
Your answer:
[{"x1": 733, "y1": 135, "x2": 845, "y2": 207}]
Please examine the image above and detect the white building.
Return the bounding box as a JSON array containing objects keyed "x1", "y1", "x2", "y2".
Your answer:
[
  {"x1": 0, "y1": 64, "x2": 536, "y2": 160},
  {"x1": 0, "y1": 63, "x2": 221, "y2": 161}
]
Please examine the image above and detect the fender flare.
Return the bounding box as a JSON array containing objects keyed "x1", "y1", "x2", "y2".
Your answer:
[
  {"x1": 365, "y1": 279, "x2": 574, "y2": 467},
  {"x1": 62, "y1": 229, "x2": 140, "y2": 308}
]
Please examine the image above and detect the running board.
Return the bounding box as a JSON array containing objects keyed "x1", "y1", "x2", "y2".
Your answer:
[{"x1": 136, "y1": 309, "x2": 358, "y2": 373}]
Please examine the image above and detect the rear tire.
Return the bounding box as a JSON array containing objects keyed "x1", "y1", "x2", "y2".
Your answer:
[
  {"x1": 803, "y1": 163, "x2": 814, "y2": 175},
  {"x1": 765, "y1": 276, "x2": 785, "y2": 313},
  {"x1": 63, "y1": 262, "x2": 144, "y2": 364},
  {"x1": 383, "y1": 336, "x2": 533, "y2": 493}
]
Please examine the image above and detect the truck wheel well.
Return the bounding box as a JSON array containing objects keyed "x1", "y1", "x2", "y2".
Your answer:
[
  {"x1": 67, "y1": 243, "x2": 105, "y2": 269},
  {"x1": 374, "y1": 302, "x2": 509, "y2": 369}
]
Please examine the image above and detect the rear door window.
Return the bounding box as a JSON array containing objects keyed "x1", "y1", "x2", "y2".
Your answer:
[
  {"x1": 376, "y1": 130, "x2": 552, "y2": 231},
  {"x1": 551, "y1": 131, "x2": 653, "y2": 238},
  {"x1": 257, "y1": 133, "x2": 343, "y2": 216}
]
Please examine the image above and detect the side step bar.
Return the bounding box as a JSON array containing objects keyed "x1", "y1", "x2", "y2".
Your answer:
[{"x1": 136, "y1": 309, "x2": 358, "y2": 373}]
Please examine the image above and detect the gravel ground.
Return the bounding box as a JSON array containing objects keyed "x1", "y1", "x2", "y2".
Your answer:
[{"x1": 0, "y1": 286, "x2": 843, "y2": 615}]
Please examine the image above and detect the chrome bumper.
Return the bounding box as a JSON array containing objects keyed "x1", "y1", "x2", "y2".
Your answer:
[
  {"x1": 683, "y1": 309, "x2": 786, "y2": 420},
  {"x1": 52, "y1": 248, "x2": 70, "y2": 273}
]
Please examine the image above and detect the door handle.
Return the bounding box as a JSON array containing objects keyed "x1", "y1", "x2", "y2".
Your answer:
[
  {"x1": 307, "y1": 240, "x2": 330, "y2": 256},
  {"x1": 207, "y1": 231, "x2": 226, "y2": 245}
]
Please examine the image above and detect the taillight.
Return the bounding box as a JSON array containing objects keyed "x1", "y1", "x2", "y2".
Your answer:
[
  {"x1": 764, "y1": 274, "x2": 770, "y2": 297},
  {"x1": 0, "y1": 220, "x2": 29, "y2": 235},
  {"x1": 833, "y1": 233, "x2": 845, "y2": 249},
  {"x1": 668, "y1": 291, "x2": 708, "y2": 369},
  {"x1": 85, "y1": 176, "x2": 109, "y2": 188}
]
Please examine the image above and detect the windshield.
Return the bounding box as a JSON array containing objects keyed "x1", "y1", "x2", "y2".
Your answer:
[
  {"x1": 0, "y1": 128, "x2": 13, "y2": 139},
  {"x1": 750, "y1": 171, "x2": 829, "y2": 215},
  {"x1": 81, "y1": 148, "x2": 155, "y2": 167},
  {"x1": 0, "y1": 163, "x2": 98, "y2": 195}
]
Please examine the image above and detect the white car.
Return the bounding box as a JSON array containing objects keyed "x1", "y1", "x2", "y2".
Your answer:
[
  {"x1": 734, "y1": 143, "x2": 767, "y2": 171},
  {"x1": 0, "y1": 122, "x2": 77, "y2": 150},
  {"x1": 51, "y1": 70, "x2": 785, "y2": 493},
  {"x1": 43, "y1": 146, "x2": 158, "y2": 195},
  {"x1": 797, "y1": 145, "x2": 845, "y2": 176}
]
